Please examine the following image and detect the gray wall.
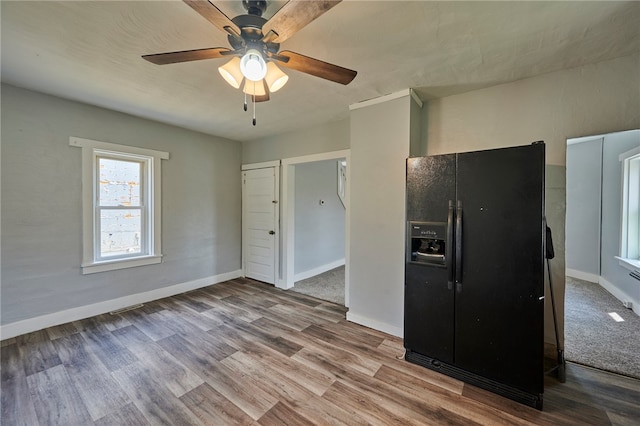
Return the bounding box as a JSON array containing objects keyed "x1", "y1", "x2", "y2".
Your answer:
[
  {"x1": 601, "y1": 131, "x2": 640, "y2": 302},
  {"x1": 566, "y1": 138, "x2": 603, "y2": 279},
  {"x1": 1, "y1": 84, "x2": 242, "y2": 325},
  {"x1": 544, "y1": 164, "x2": 567, "y2": 343},
  {"x1": 566, "y1": 130, "x2": 639, "y2": 306},
  {"x1": 294, "y1": 160, "x2": 345, "y2": 276}
]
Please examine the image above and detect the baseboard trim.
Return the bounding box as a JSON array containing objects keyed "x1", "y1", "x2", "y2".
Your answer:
[
  {"x1": 599, "y1": 276, "x2": 640, "y2": 316},
  {"x1": 0, "y1": 269, "x2": 242, "y2": 340},
  {"x1": 566, "y1": 268, "x2": 599, "y2": 283},
  {"x1": 294, "y1": 259, "x2": 345, "y2": 282},
  {"x1": 346, "y1": 311, "x2": 402, "y2": 338}
]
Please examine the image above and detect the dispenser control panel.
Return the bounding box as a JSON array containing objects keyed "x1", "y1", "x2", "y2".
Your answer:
[{"x1": 408, "y1": 221, "x2": 447, "y2": 266}]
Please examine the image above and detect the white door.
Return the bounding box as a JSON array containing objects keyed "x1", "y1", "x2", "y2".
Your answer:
[{"x1": 243, "y1": 167, "x2": 278, "y2": 284}]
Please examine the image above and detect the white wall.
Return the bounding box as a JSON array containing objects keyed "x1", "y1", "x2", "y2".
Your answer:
[
  {"x1": 348, "y1": 94, "x2": 413, "y2": 336},
  {"x1": 294, "y1": 159, "x2": 345, "y2": 279},
  {"x1": 1, "y1": 84, "x2": 242, "y2": 333},
  {"x1": 242, "y1": 119, "x2": 350, "y2": 164},
  {"x1": 424, "y1": 54, "x2": 639, "y2": 166}
]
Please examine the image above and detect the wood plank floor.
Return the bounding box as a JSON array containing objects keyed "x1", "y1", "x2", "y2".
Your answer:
[{"x1": 2, "y1": 277, "x2": 639, "y2": 425}]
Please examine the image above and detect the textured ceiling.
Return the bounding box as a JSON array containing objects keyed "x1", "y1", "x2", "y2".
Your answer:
[{"x1": 2, "y1": 1, "x2": 639, "y2": 142}]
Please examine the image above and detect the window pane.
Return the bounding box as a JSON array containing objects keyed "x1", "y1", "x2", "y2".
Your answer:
[
  {"x1": 99, "y1": 158, "x2": 141, "y2": 207},
  {"x1": 99, "y1": 208, "x2": 142, "y2": 257}
]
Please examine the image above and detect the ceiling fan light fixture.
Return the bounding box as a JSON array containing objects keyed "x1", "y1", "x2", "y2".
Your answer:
[
  {"x1": 242, "y1": 79, "x2": 267, "y2": 97},
  {"x1": 218, "y1": 57, "x2": 244, "y2": 88},
  {"x1": 240, "y1": 49, "x2": 267, "y2": 81},
  {"x1": 265, "y1": 62, "x2": 289, "y2": 93}
]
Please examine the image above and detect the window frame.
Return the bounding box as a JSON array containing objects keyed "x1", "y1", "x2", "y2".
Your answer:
[
  {"x1": 95, "y1": 153, "x2": 147, "y2": 262},
  {"x1": 618, "y1": 145, "x2": 640, "y2": 270},
  {"x1": 70, "y1": 137, "x2": 169, "y2": 274}
]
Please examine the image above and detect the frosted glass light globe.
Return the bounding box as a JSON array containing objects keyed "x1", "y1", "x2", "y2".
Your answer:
[{"x1": 240, "y1": 49, "x2": 267, "y2": 81}]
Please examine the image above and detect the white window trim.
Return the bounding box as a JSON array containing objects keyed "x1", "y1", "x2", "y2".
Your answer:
[
  {"x1": 618, "y1": 144, "x2": 640, "y2": 271},
  {"x1": 70, "y1": 137, "x2": 169, "y2": 274},
  {"x1": 94, "y1": 153, "x2": 149, "y2": 263}
]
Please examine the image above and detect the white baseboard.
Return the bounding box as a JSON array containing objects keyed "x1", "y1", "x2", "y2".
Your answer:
[
  {"x1": 566, "y1": 268, "x2": 599, "y2": 283},
  {"x1": 0, "y1": 269, "x2": 242, "y2": 341},
  {"x1": 346, "y1": 311, "x2": 403, "y2": 338},
  {"x1": 599, "y1": 277, "x2": 640, "y2": 316},
  {"x1": 294, "y1": 259, "x2": 345, "y2": 282}
]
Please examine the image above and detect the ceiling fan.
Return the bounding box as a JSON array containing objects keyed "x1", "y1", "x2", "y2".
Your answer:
[{"x1": 142, "y1": 0, "x2": 357, "y2": 124}]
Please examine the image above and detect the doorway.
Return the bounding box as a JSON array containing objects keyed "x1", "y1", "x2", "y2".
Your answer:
[
  {"x1": 565, "y1": 130, "x2": 640, "y2": 378},
  {"x1": 280, "y1": 149, "x2": 350, "y2": 306}
]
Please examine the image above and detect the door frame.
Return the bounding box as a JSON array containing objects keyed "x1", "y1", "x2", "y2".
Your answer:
[
  {"x1": 280, "y1": 149, "x2": 350, "y2": 306},
  {"x1": 241, "y1": 160, "x2": 280, "y2": 284}
]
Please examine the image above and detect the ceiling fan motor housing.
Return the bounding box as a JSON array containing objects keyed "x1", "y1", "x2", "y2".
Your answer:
[
  {"x1": 242, "y1": 0, "x2": 268, "y2": 17},
  {"x1": 230, "y1": 14, "x2": 280, "y2": 57}
]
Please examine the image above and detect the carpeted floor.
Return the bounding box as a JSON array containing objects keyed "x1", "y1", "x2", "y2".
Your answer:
[
  {"x1": 291, "y1": 265, "x2": 345, "y2": 305},
  {"x1": 565, "y1": 276, "x2": 640, "y2": 379}
]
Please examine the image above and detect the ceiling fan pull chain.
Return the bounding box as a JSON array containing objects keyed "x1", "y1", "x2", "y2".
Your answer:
[
  {"x1": 252, "y1": 94, "x2": 257, "y2": 126},
  {"x1": 243, "y1": 92, "x2": 248, "y2": 112}
]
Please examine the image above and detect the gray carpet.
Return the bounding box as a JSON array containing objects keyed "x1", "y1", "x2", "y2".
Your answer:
[
  {"x1": 565, "y1": 276, "x2": 640, "y2": 379},
  {"x1": 291, "y1": 266, "x2": 345, "y2": 306}
]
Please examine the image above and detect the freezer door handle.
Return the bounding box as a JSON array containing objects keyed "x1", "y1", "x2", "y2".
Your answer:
[
  {"x1": 455, "y1": 200, "x2": 463, "y2": 293},
  {"x1": 447, "y1": 200, "x2": 455, "y2": 290}
]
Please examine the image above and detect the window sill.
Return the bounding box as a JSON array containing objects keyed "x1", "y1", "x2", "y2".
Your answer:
[
  {"x1": 82, "y1": 255, "x2": 162, "y2": 275},
  {"x1": 616, "y1": 256, "x2": 640, "y2": 272}
]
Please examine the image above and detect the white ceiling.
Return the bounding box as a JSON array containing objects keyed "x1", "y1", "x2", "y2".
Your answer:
[{"x1": 2, "y1": 1, "x2": 638, "y2": 142}]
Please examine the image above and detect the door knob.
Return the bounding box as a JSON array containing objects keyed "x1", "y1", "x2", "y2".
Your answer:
[{"x1": 269, "y1": 230, "x2": 275, "y2": 235}]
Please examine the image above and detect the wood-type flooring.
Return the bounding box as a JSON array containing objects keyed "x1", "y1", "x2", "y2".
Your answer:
[{"x1": 2, "y1": 277, "x2": 639, "y2": 425}]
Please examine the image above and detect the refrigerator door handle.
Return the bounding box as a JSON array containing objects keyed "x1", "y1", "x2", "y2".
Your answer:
[
  {"x1": 447, "y1": 200, "x2": 455, "y2": 290},
  {"x1": 455, "y1": 200, "x2": 463, "y2": 293}
]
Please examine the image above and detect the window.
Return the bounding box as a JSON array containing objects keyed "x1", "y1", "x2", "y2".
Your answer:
[
  {"x1": 70, "y1": 137, "x2": 169, "y2": 274},
  {"x1": 619, "y1": 145, "x2": 640, "y2": 267},
  {"x1": 97, "y1": 155, "x2": 144, "y2": 260}
]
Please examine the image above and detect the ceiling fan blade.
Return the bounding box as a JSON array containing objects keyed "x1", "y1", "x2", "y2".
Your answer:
[
  {"x1": 183, "y1": 0, "x2": 240, "y2": 36},
  {"x1": 142, "y1": 47, "x2": 231, "y2": 65},
  {"x1": 262, "y1": 0, "x2": 342, "y2": 44},
  {"x1": 261, "y1": 29, "x2": 279, "y2": 44},
  {"x1": 277, "y1": 50, "x2": 356, "y2": 85}
]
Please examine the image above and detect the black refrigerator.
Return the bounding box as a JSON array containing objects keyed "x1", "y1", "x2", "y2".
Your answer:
[{"x1": 404, "y1": 143, "x2": 545, "y2": 409}]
